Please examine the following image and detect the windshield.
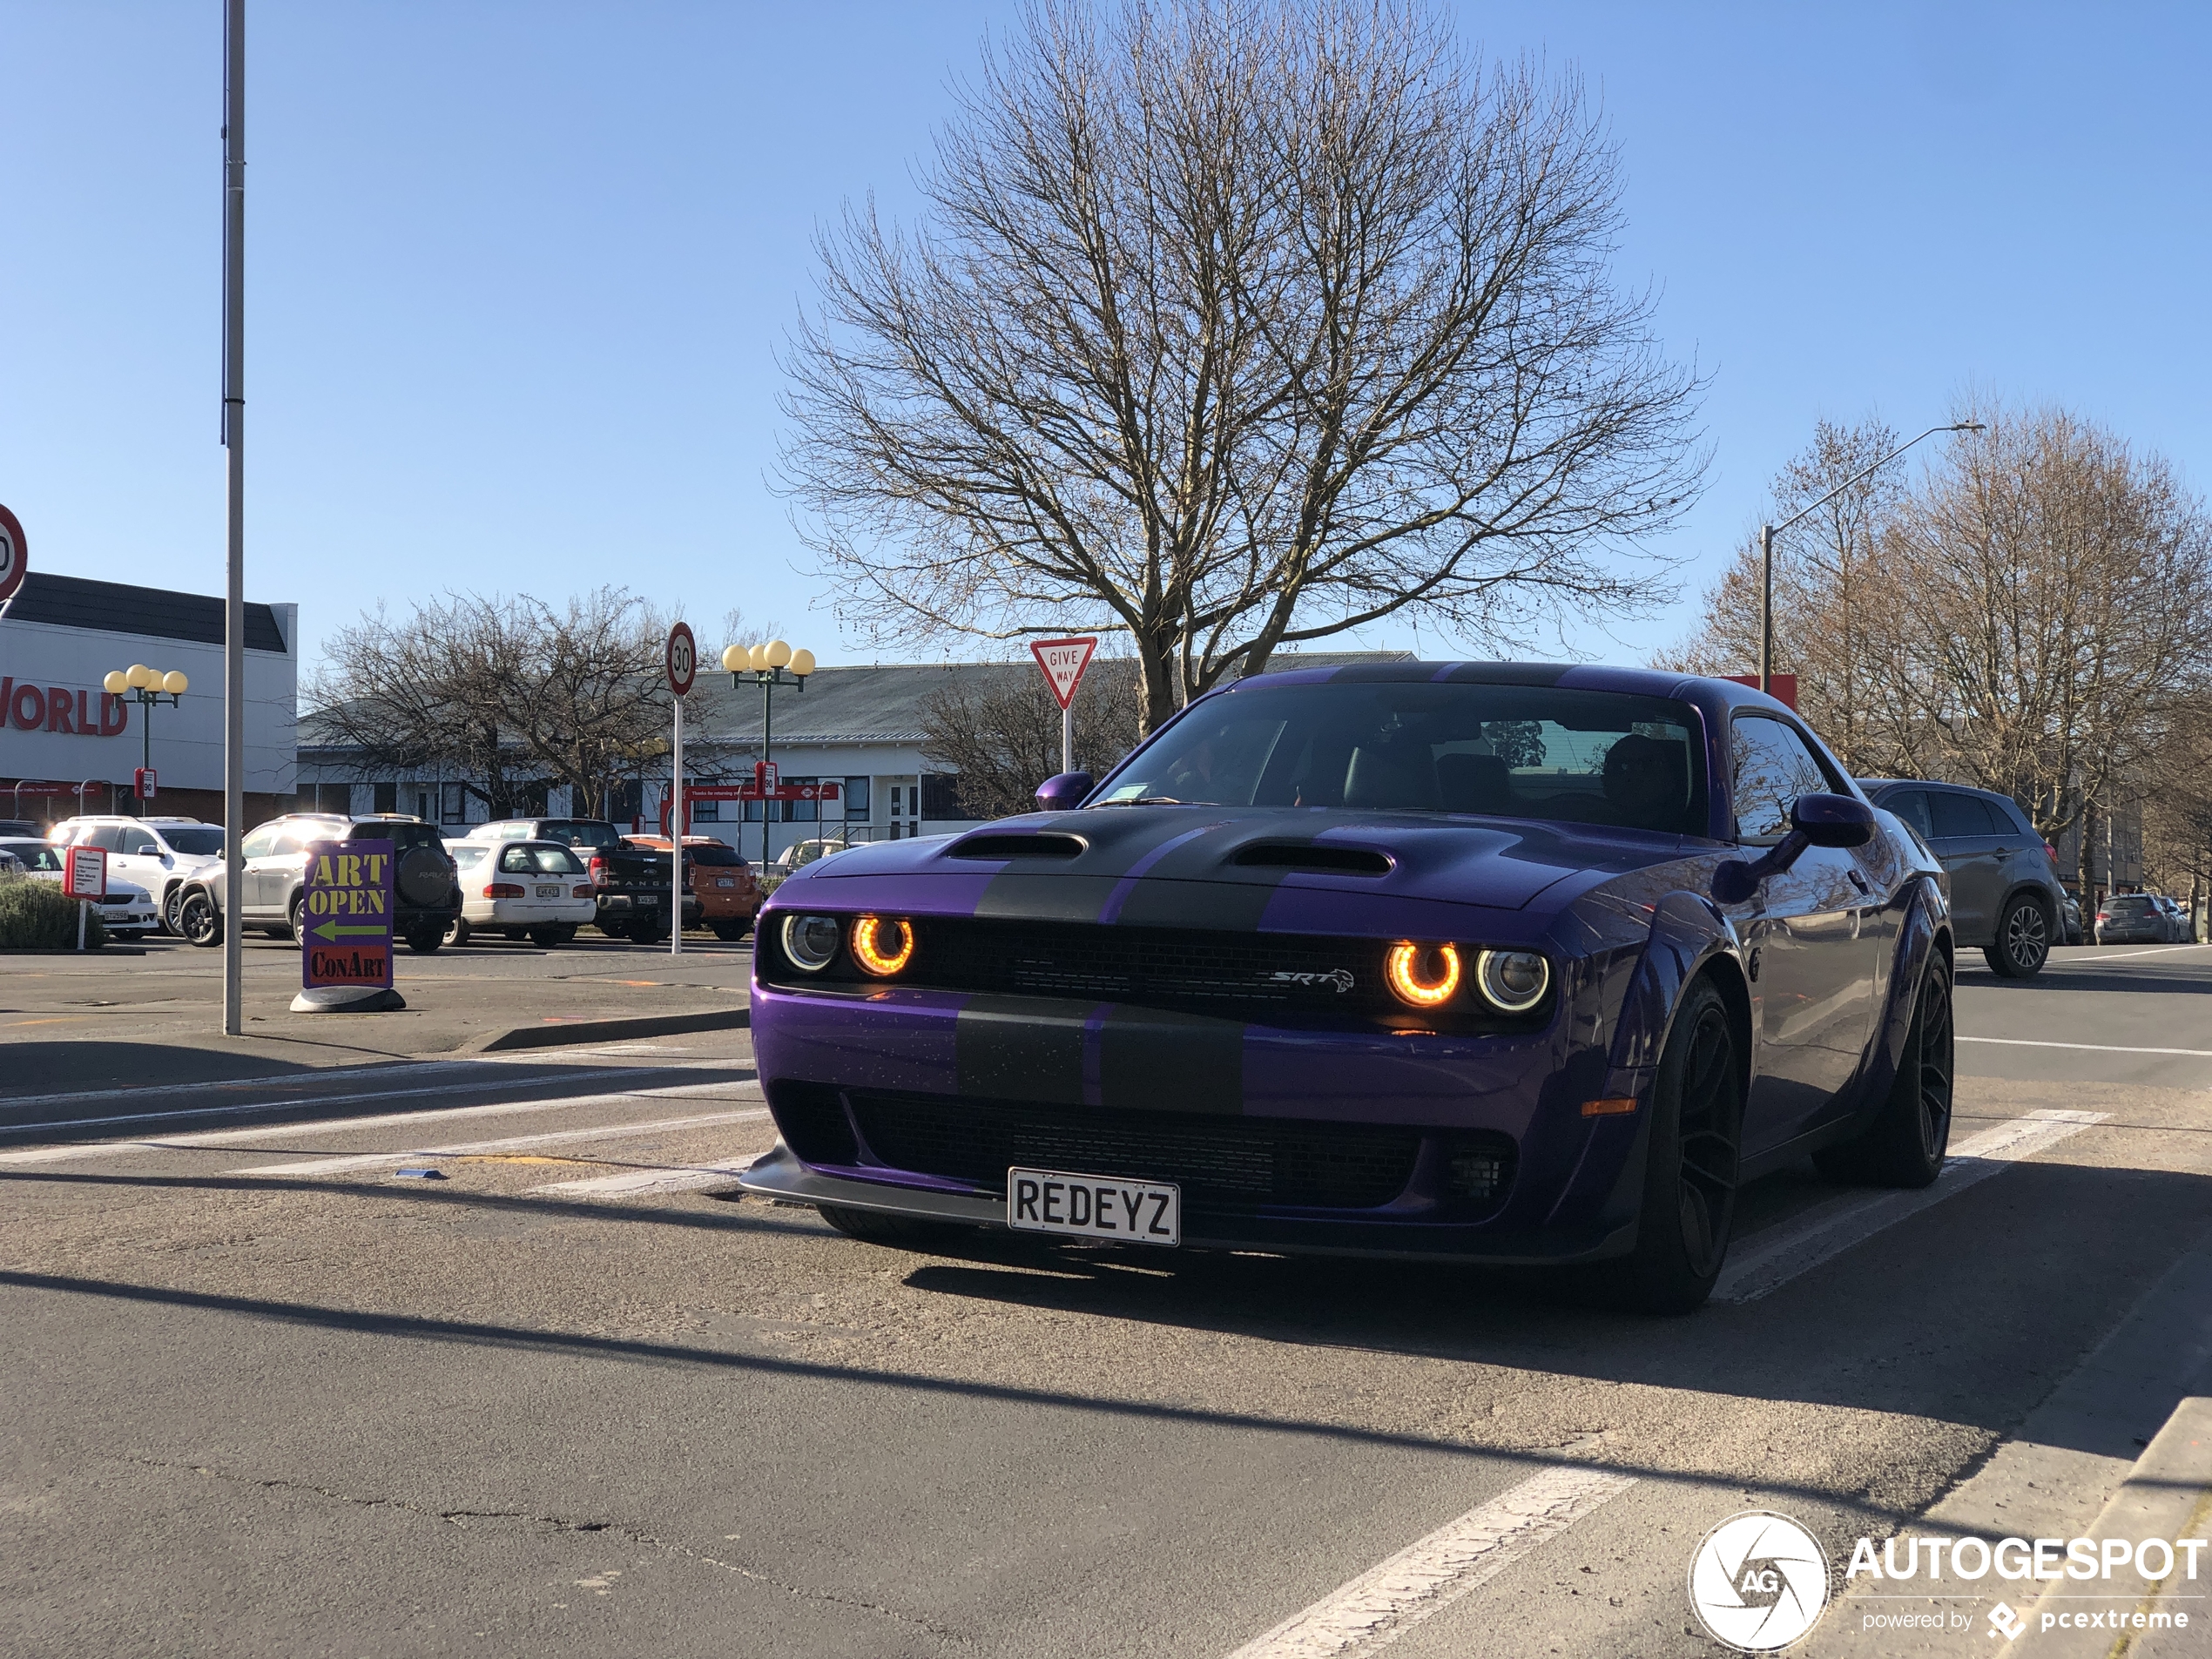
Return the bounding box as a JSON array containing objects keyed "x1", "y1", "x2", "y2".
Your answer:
[
  {"x1": 538, "y1": 819, "x2": 622, "y2": 851},
  {"x1": 2108, "y1": 896, "x2": 2153, "y2": 915},
  {"x1": 1095, "y1": 682, "x2": 1709, "y2": 835},
  {"x1": 158, "y1": 826, "x2": 226, "y2": 856},
  {"x1": 685, "y1": 843, "x2": 746, "y2": 867}
]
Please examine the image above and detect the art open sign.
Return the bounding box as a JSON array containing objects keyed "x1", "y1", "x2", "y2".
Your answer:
[{"x1": 300, "y1": 840, "x2": 395, "y2": 991}]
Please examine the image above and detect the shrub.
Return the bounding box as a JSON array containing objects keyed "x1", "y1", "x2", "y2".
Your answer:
[{"x1": 0, "y1": 877, "x2": 109, "y2": 950}]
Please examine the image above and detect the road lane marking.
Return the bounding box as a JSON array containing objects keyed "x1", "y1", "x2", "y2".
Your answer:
[
  {"x1": 0, "y1": 1081, "x2": 761, "y2": 1168},
  {"x1": 0, "y1": 1066, "x2": 644, "y2": 1136},
  {"x1": 529, "y1": 1152, "x2": 770, "y2": 1197},
  {"x1": 1714, "y1": 1109, "x2": 2107, "y2": 1304},
  {"x1": 1959, "y1": 1036, "x2": 2212, "y2": 1059},
  {"x1": 0, "y1": 1059, "x2": 481, "y2": 1112},
  {"x1": 228, "y1": 1108, "x2": 773, "y2": 1176},
  {"x1": 1222, "y1": 1465, "x2": 1637, "y2": 1659}
]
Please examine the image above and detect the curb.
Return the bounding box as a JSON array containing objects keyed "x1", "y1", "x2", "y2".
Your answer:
[
  {"x1": 2011, "y1": 1395, "x2": 2212, "y2": 1656},
  {"x1": 465, "y1": 1005, "x2": 752, "y2": 1054}
]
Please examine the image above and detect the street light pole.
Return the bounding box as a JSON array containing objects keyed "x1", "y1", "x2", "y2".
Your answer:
[
  {"x1": 220, "y1": 0, "x2": 246, "y2": 1037},
  {"x1": 1757, "y1": 421, "x2": 1983, "y2": 697}
]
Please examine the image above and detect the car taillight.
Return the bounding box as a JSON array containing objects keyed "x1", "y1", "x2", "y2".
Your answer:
[
  {"x1": 587, "y1": 856, "x2": 605, "y2": 883},
  {"x1": 571, "y1": 884, "x2": 591, "y2": 898},
  {"x1": 2043, "y1": 842, "x2": 2056, "y2": 860},
  {"x1": 485, "y1": 881, "x2": 525, "y2": 898}
]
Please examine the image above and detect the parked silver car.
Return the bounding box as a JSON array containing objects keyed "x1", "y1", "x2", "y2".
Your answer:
[{"x1": 1858, "y1": 780, "x2": 2066, "y2": 977}]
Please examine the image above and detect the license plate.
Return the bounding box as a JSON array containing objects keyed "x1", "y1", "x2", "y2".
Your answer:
[
  {"x1": 536, "y1": 884, "x2": 562, "y2": 898},
  {"x1": 1007, "y1": 1168, "x2": 1179, "y2": 1246}
]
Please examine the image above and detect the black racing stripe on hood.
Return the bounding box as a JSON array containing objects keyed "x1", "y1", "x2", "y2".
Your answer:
[
  {"x1": 1101, "y1": 819, "x2": 1315, "y2": 930},
  {"x1": 971, "y1": 871, "x2": 1119, "y2": 924},
  {"x1": 954, "y1": 996, "x2": 1087, "y2": 1104},
  {"x1": 1099, "y1": 1007, "x2": 1244, "y2": 1115}
]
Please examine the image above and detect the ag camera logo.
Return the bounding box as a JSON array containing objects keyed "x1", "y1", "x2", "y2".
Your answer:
[{"x1": 1689, "y1": 1510, "x2": 1831, "y2": 1650}]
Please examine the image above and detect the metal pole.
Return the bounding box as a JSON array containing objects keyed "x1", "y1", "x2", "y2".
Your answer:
[
  {"x1": 220, "y1": 0, "x2": 246, "y2": 1036},
  {"x1": 1062, "y1": 701, "x2": 1071, "y2": 777},
  {"x1": 1758, "y1": 523, "x2": 1774, "y2": 696},
  {"x1": 760, "y1": 674, "x2": 774, "y2": 871},
  {"x1": 670, "y1": 694, "x2": 683, "y2": 956}
]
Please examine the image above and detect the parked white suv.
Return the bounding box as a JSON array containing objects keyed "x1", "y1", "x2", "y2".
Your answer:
[{"x1": 49, "y1": 815, "x2": 227, "y2": 934}]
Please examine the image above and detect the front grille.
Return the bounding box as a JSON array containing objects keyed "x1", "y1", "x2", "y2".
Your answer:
[
  {"x1": 846, "y1": 1090, "x2": 1426, "y2": 1211},
  {"x1": 910, "y1": 920, "x2": 1402, "y2": 1016}
]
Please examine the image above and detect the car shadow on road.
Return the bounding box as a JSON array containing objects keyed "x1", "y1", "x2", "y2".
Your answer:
[
  {"x1": 0, "y1": 1040, "x2": 320, "y2": 1099},
  {"x1": 1964, "y1": 969, "x2": 2212, "y2": 995},
  {"x1": 884, "y1": 1157, "x2": 2212, "y2": 1459}
]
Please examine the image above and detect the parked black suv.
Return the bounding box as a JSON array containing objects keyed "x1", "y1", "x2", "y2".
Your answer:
[{"x1": 1858, "y1": 780, "x2": 2066, "y2": 977}]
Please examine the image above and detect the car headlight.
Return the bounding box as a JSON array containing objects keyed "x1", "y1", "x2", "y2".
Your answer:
[
  {"x1": 1385, "y1": 941, "x2": 1461, "y2": 1008},
  {"x1": 781, "y1": 914, "x2": 842, "y2": 972},
  {"x1": 1474, "y1": 948, "x2": 1550, "y2": 1014},
  {"x1": 850, "y1": 914, "x2": 914, "y2": 977}
]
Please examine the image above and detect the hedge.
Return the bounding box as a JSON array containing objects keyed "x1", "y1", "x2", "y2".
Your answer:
[{"x1": 0, "y1": 877, "x2": 110, "y2": 950}]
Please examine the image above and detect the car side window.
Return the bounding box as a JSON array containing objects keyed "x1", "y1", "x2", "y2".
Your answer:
[
  {"x1": 239, "y1": 825, "x2": 280, "y2": 860},
  {"x1": 84, "y1": 826, "x2": 128, "y2": 853},
  {"x1": 1729, "y1": 716, "x2": 1834, "y2": 844},
  {"x1": 1928, "y1": 792, "x2": 1998, "y2": 839},
  {"x1": 1885, "y1": 790, "x2": 1933, "y2": 839}
]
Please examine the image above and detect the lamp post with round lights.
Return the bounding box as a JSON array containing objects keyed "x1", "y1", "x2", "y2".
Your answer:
[
  {"x1": 719, "y1": 639, "x2": 817, "y2": 868},
  {"x1": 103, "y1": 664, "x2": 188, "y2": 802}
]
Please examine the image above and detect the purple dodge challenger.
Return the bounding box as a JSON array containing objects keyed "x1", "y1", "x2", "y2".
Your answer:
[{"x1": 738, "y1": 662, "x2": 1954, "y2": 1311}]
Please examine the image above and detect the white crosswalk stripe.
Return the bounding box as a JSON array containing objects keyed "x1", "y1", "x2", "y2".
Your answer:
[{"x1": 227, "y1": 1107, "x2": 772, "y2": 1177}]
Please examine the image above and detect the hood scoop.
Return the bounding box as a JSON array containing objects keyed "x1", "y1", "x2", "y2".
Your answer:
[
  {"x1": 1232, "y1": 842, "x2": 1393, "y2": 877},
  {"x1": 948, "y1": 832, "x2": 1088, "y2": 861}
]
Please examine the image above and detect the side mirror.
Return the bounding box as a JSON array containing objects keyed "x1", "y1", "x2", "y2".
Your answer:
[
  {"x1": 1791, "y1": 792, "x2": 1876, "y2": 849},
  {"x1": 1035, "y1": 772, "x2": 1093, "y2": 811}
]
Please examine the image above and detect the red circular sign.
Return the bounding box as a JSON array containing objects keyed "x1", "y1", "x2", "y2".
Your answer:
[
  {"x1": 665, "y1": 621, "x2": 698, "y2": 698},
  {"x1": 0, "y1": 502, "x2": 25, "y2": 607}
]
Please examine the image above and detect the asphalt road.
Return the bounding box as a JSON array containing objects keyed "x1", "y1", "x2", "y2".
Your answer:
[{"x1": 2, "y1": 941, "x2": 2209, "y2": 1657}]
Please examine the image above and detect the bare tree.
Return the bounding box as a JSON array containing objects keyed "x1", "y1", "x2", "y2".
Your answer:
[
  {"x1": 781, "y1": 0, "x2": 1704, "y2": 734},
  {"x1": 919, "y1": 659, "x2": 1144, "y2": 819},
  {"x1": 1661, "y1": 418, "x2": 1912, "y2": 775},
  {"x1": 307, "y1": 588, "x2": 677, "y2": 818}
]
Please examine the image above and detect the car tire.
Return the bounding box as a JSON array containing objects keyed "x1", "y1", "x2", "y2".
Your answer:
[
  {"x1": 1606, "y1": 977, "x2": 1743, "y2": 1314},
  {"x1": 178, "y1": 891, "x2": 222, "y2": 948},
  {"x1": 528, "y1": 924, "x2": 563, "y2": 948},
  {"x1": 404, "y1": 925, "x2": 444, "y2": 954},
  {"x1": 817, "y1": 1204, "x2": 974, "y2": 1251},
  {"x1": 555, "y1": 924, "x2": 578, "y2": 943},
  {"x1": 160, "y1": 884, "x2": 185, "y2": 935},
  {"x1": 711, "y1": 920, "x2": 753, "y2": 943},
  {"x1": 444, "y1": 917, "x2": 472, "y2": 948},
  {"x1": 1813, "y1": 955, "x2": 1953, "y2": 1189},
  {"x1": 629, "y1": 916, "x2": 669, "y2": 945},
  {"x1": 287, "y1": 894, "x2": 306, "y2": 946},
  {"x1": 1984, "y1": 894, "x2": 2051, "y2": 978}
]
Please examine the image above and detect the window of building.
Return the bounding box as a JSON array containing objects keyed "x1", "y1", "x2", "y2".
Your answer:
[
  {"x1": 373, "y1": 782, "x2": 397, "y2": 814},
  {"x1": 442, "y1": 784, "x2": 467, "y2": 825},
  {"x1": 843, "y1": 777, "x2": 870, "y2": 820}
]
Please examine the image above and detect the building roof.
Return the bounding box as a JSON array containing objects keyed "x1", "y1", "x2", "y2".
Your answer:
[{"x1": 3, "y1": 572, "x2": 291, "y2": 654}]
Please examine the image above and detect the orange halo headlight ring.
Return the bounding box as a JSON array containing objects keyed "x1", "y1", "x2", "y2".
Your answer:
[
  {"x1": 1385, "y1": 941, "x2": 1461, "y2": 1008},
  {"x1": 850, "y1": 914, "x2": 915, "y2": 977}
]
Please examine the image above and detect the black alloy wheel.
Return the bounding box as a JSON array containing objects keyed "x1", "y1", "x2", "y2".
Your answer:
[
  {"x1": 1814, "y1": 955, "x2": 1954, "y2": 1188},
  {"x1": 178, "y1": 891, "x2": 222, "y2": 948},
  {"x1": 1985, "y1": 895, "x2": 2051, "y2": 978},
  {"x1": 1609, "y1": 978, "x2": 1743, "y2": 1313}
]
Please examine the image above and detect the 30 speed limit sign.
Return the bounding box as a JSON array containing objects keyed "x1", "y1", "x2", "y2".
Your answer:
[{"x1": 665, "y1": 621, "x2": 698, "y2": 698}]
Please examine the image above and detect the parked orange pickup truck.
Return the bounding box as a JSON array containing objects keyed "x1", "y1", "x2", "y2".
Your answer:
[{"x1": 624, "y1": 835, "x2": 762, "y2": 942}]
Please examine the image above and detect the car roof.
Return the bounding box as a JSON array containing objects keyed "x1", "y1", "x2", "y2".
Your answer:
[{"x1": 1226, "y1": 658, "x2": 1800, "y2": 715}]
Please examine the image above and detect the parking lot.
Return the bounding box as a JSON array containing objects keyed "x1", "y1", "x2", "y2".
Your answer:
[{"x1": 1, "y1": 940, "x2": 2207, "y2": 1656}]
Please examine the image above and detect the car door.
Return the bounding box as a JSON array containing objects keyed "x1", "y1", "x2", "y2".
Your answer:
[
  {"x1": 1728, "y1": 715, "x2": 1883, "y2": 1155},
  {"x1": 1926, "y1": 790, "x2": 2005, "y2": 943},
  {"x1": 108, "y1": 823, "x2": 161, "y2": 894},
  {"x1": 241, "y1": 826, "x2": 300, "y2": 920}
]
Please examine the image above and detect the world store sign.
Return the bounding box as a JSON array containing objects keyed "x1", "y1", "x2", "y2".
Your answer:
[{"x1": 0, "y1": 676, "x2": 131, "y2": 735}]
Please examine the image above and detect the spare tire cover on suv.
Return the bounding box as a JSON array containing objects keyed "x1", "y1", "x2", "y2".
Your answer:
[{"x1": 395, "y1": 844, "x2": 452, "y2": 907}]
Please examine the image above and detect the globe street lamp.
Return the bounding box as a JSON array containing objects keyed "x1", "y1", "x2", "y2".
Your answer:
[
  {"x1": 1757, "y1": 421, "x2": 1985, "y2": 695},
  {"x1": 721, "y1": 640, "x2": 817, "y2": 868},
  {"x1": 103, "y1": 664, "x2": 188, "y2": 801}
]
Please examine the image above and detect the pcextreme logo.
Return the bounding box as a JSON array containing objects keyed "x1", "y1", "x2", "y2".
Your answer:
[{"x1": 1688, "y1": 1510, "x2": 1831, "y2": 1650}]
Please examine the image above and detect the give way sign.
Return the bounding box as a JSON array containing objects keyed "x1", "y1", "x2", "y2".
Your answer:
[{"x1": 1029, "y1": 637, "x2": 1097, "y2": 710}]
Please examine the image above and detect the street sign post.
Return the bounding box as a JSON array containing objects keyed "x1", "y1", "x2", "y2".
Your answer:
[
  {"x1": 665, "y1": 623, "x2": 697, "y2": 956},
  {"x1": 0, "y1": 501, "x2": 25, "y2": 618},
  {"x1": 63, "y1": 844, "x2": 105, "y2": 952},
  {"x1": 1029, "y1": 637, "x2": 1098, "y2": 775},
  {"x1": 298, "y1": 839, "x2": 396, "y2": 1007}
]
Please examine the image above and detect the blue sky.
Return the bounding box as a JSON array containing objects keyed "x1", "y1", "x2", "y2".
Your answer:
[{"x1": 2, "y1": 3, "x2": 2205, "y2": 678}]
